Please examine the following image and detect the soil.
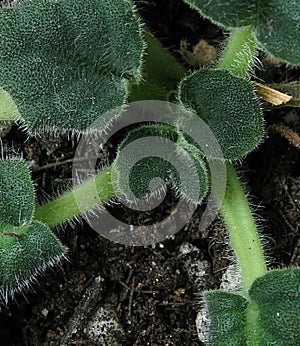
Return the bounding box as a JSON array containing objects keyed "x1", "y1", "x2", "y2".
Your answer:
[{"x1": 0, "y1": 1, "x2": 299, "y2": 345}]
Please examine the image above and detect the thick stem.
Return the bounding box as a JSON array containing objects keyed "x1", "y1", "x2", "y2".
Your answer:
[
  {"x1": 0, "y1": 87, "x2": 21, "y2": 121},
  {"x1": 217, "y1": 26, "x2": 256, "y2": 78},
  {"x1": 34, "y1": 167, "x2": 115, "y2": 228},
  {"x1": 220, "y1": 163, "x2": 266, "y2": 296}
]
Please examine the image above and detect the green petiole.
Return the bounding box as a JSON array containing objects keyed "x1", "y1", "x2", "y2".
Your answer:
[
  {"x1": 35, "y1": 167, "x2": 115, "y2": 228},
  {"x1": 217, "y1": 26, "x2": 266, "y2": 295},
  {"x1": 221, "y1": 163, "x2": 267, "y2": 296}
]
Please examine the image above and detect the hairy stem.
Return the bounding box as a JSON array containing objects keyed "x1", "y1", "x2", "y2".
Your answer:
[
  {"x1": 217, "y1": 25, "x2": 256, "y2": 78},
  {"x1": 217, "y1": 26, "x2": 266, "y2": 295},
  {"x1": 35, "y1": 167, "x2": 115, "y2": 228},
  {"x1": 221, "y1": 163, "x2": 266, "y2": 296}
]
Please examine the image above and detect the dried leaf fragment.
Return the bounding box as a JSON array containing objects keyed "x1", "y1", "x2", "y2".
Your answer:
[{"x1": 254, "y1": 82, "x2": 292, "y2": 106}]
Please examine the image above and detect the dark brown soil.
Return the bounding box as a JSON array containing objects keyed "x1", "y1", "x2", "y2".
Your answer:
[{"x1": 0, "y1": 1, "x2": 299, "y2": 345}]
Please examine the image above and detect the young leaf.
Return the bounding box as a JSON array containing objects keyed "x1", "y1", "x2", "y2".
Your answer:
[
  {"x1": 176, "y1": 134, "x2": 209, "y2": 204},
  {"x1": 254, "y1": 0, "x2": 300, "y2": 65},
  {"x1": 0, "y1": 221, "x2": 67, "y2": 303},
  {"x1": 183, "y1": 0, "x2": 300, "y2": 66},
  {"x1": 0, "y1": 159, "x2": 34, "y2": 226},
  {"x1": 0, "y1": 0, "x2": 143, "y2": 134},
  {"x1": 204, "y1": 290, "x2": 248, "y2": 345},
  {"x1": 113, "y1": 124, "x2": 208, "y2": 204},
  {"x1": 178, "y1": 69, "x2": 263, "y2": 160},
  {"x1": 205, "y1": 269, "x2": 300, "y2": 345},
  {"x1": 0, "y1": 159, "x2": 67, "y2": 302},
  {"x1": 182, "y1": 0, "x2": 257, "y2": 28},
  {"x1": 249, "y1": 268, "x2": 300, "y2": 345}
]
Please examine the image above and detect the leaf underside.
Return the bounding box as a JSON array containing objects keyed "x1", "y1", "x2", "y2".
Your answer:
[{"x1": 0, "y1": 0, "x2": 143, "y2": 134}]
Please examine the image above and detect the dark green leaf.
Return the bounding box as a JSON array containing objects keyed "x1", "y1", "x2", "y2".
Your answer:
[
  {"x1": 178, "y1": 69, "x2": 263, "y2": 160},
  {"x1": 205, "y1": 290, "x2": 248, "y2": 345},
  {"x1": 113, "y1": 124, "x2": 208, "y2": 204},
  {"x1": 254, "y1": 0, "x2": 300, "y2": 65},
  {"x1": 182, "y1": 0, "x2": 257, "y2": 28},
  {"x1": 0, "y1": 0, "x2": 143, "y2": 134},
  {"x1": 0, "y1": 159, "x2": 67, "y2": 302},
  {"x1": 249, "y1": 268, "x2": 300, "y2": 345},
  {"x1": 176, "y1": 134, "x2": 209, "y2": 203},
  {"x1": 0, "y1": 221, "x2": 67, "y2": 302},
  {"x1": 0, "y1": 159, "x2": 34, "y2": 226}
]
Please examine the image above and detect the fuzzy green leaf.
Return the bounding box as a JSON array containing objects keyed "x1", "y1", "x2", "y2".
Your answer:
[
  {"x1": 248, "y1": 268, "x2": 300, "y2": 345},
  {"x1": 113, "y1": 124, "x2": 178, "y2": 200},
  {"x1": 178, "y1": 69, "x2": 263, "y2": 160},
  {"x1": 0, "y1": 159, "x2": 67, "y2": 302},
  {"x1": 176, "y1": 134, "x2": 209, "y2": 204},
  {"x1": 182, "y1": 0, "x2": 257, "y2": 28},
  {"x1": 254, "y1": 0, "x2": 300, "y2": 65},
  {"x1": 0, "y1": 159, "x2": 34, "y2": 226},
  {"x1": 205, "y1": 269, "x2": 300, "y2": 345},
  {"x1": 0, "y1": 0, "x2": 143, "y2": 134},
  {"x1": 113, "y1": 124, "x2": 208, "y2": 204},
  {"x1": 182, "y1": 0, "x2": 300, "y2": 66},
  {"x1": 205, "y1": 290, "x2": 248, "y2": 345},
  {"x1": 0, "y1": 221, "x2": 67, "y2": 302}
]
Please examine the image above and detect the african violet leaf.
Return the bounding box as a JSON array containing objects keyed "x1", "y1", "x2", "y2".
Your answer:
[
  {"x1": 0, "y1": 159, "x2": 34, "y2": 226},
  {"x1": 205, "y1": 268, "x2": 300, "y2": 345},
  {"x1": 178, "y1": 69, "x2": 263, "y2": 160},
  {"x1": 204, "y1": 290, "x2": 248, "y2": 345},
  {"x1": 0, "y1": 159, "x2": 67, "y2": 302},
  {"x1": 249, "y1": 268, "x2": 300, "y2": 345},
  {"x1": 182, "y1": 0, "x2": 300, "y2": 65},
  {"x1": 0, "y1": 0, "x2": 143, "y2": 134},
  {"x1": 182, "y1": 0, "x2": 257, "y2": 28},
  {"x1": 175, "y1": 136, "x2": 209, "y2": 204},
  {"x1": 254, "y1": 0, "x2": 300, "y2": 65},
  {"x1": 0, "y1": 221, "x2": 67, "y2": 303},
  {"x1": 113, "y1": 124, "x2": 208, "y2": 204}
]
